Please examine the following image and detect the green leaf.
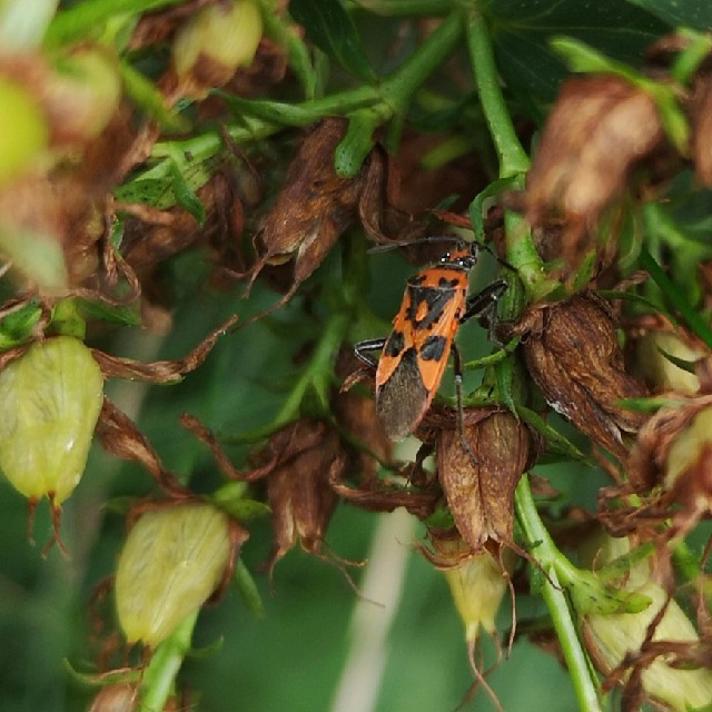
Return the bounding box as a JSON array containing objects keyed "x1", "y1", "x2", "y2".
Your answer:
[
  {"x1": 0, "y1": 301, "x2": 42, "y2": 350},
  {"x1": 76, "y1": 298, "x2": 142, "y2": 327},
  {"x1": 169, "y1": 161, "x2": 206, "y2": 225},
  {"x1": 617, "y1": 395, "x2": 686, "y2": 413},
  {"x1": 624, "y1": 0, "x2": 712, "y2": 30},
  {"x1": 289, "y1": 0, "x2": 374, "y2": 81},
  {"x1": 516, "y1": 405, "x2": 591, "y2": 463},
  {"x1": 234, "y1": 559, "x2": 265, "y2": 618},
  {"x1": 217, "y1": 497, "x2": 271, "y2": 522},
  {"x1": 488, "y1": 0, "x2": 668, "y2": 103},
  {"x1": 45, "y1": 0, "x2": 185, "y2": 46},
  {"x1": 657, "y1": 347, "x2": 699, "y2": 375},
  {"x1": 63, "y1": 660, "x2": 140, "y2": 688},
  {"x1": 468, "y1": 176, "x2": 519, "y2": 244}
]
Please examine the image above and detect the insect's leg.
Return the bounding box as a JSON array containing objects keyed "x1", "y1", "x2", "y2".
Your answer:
[
  {"x1": 353, "y1": 338, "x2": 386, "y2": 369},
  {"x1": 461, "y1": 279, "x2": 508, "y2": 341},
  {"x1": 451, "y1": 342, "x2": 478, "y2": 465}
]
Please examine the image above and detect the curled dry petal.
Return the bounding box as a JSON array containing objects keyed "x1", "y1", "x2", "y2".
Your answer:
[
  {"x1": 525, "y1": 76, "x2": 663, "y2": 266},
  {"x1": 91, "y1": 314, "x2": 237, "y2": 383},
  {"x1": 437, "y1": 409, "x2": 530, "y2": 551},
  {"x1": 96, "y1": 398, "x2": 188, "y2": 498},
  {"x1": 520, "y1": 293, "x2": 647, "y2": 460}
]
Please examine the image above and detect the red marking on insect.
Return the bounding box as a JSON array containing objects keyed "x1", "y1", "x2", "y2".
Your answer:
[{"x1": 355, "y1": 239, "x2": 506, "y2": 441}]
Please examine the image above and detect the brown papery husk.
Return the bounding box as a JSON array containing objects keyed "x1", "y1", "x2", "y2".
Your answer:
[
  {"x1": 525, "y1": 75, "x2": 663, "y2": 269},
  {"x1": 437, "y1": 410, "x2": 531, "y2": 551},
  {"x1": 519, "y1": 292, "x2": 648, "y2": 461}
]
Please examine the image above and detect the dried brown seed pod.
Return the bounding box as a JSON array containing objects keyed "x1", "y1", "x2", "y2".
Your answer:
[
  {"x1": 244, "y1": 118, "x2": 387, "y2": 307},
  {"x1": 525, "y1": 75, "x2": 663, "y2": 267},
  {"x1": 519, "y1": 293, "x2": 648, "y2": 460},
  {"x1": 692, "y1": 72, "x2": 712, "y2": 187},
  {"x1": 436, "y1": 408, "x2": 531, "y2": 551}
]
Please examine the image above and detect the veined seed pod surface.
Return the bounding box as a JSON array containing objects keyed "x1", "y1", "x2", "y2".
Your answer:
[
  {"x1": 0, "y1": 336, "x2": 103, "y2": 503},
  {"x1": 115, "y1": 502, "x2": 232, "y2": 648}
]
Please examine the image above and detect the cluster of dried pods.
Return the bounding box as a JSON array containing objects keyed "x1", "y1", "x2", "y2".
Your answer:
[{"x1": 4, "y1": 2, "x2": 712, "y2": 711}]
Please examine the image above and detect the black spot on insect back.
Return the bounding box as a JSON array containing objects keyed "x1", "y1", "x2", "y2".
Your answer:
[
  {"x1": 385, "y1": 331, "x2": 405, "y2": 357},
  {"x1": 420, "y1": 335, "x2": 447, "y2": 361}
]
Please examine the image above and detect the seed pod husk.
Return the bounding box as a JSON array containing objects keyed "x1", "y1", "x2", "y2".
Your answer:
[
  {"x1": 525, "y1": 75, "x2": 663, "y2": 267},
  {"x1": 115, "y1": 502, "x2": 234, "y2": 648},
  {"x1": 88, "y1": 683, "x2": 137, "y2": 712},
  {"x1": 580, "y1": 533, "x2": 712, "y2": 710},
  {"x1": 520, "y1": 293, "x2": 647, "y2": 460},
  {"x1": 265, "y1": 424, "x2": 343, "y2": 570},
  {"x1": 437, "y1": 409, "x2": 530, "y2": 550},
  {"x1": 0, "y1": 336, "x2": 103, "y2": 504}
]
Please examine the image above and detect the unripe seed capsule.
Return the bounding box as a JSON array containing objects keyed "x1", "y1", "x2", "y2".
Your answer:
[
  {"x1": 0, "y1": 336, "x2": 103, "y2": 504},
  {"x1": 172, "y1": 0, "x2": 262, "y2": 92},
  {"x1": 115, "y1": 503, "x2": 232, "y2": 648}
]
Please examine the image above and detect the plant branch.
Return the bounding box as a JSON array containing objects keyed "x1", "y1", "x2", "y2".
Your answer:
[
  {"x1": 464, "y1": 6, "x2": 549, "y2": 301},
  {"x1": 139, "y1": 610, "x2": 198, "y2": 712},
  {"x1": 515, "y1": 475, "x2": 603, "y2": 712}
]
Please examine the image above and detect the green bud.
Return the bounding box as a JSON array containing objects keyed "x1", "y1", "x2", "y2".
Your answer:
[
  {"x1": 0, "y1": 75, "x2": 48, "y2": 185},
  {"x1": 0, "y1": 336, "x2": 103, "y2": 504},
  {"x1": 115, "y1": 503, "x2": 232, "y2": 648},
  {"x1": 173, "y1": 0, "x2": 262, "y2": 92}
]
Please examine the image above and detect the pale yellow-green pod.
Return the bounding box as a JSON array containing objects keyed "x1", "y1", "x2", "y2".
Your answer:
[
  {"x1": 173, "y1": 0, "x2": 263, "y2": 86},
  {"x1": 115, "y1": 503, "x2": 232, "y2": 649},
  {"x1": 0, "y1": 336, "x2": 103, "y2": 504},
  {"x1": 443, "y1": 549, "x2": 513, "y2": 644}
]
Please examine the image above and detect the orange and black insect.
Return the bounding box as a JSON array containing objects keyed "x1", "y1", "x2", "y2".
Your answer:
[{"x1": 354, "y1": 239, "x2": 507, "y2": 441}]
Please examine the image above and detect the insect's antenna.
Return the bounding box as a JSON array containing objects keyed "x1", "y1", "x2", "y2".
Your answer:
[
  {"x1": 477, "y1": 241, "x2": 516, "y2": 272},
  {"x1": 366, "y1": 235, "x2": 461, "y2": 255}
]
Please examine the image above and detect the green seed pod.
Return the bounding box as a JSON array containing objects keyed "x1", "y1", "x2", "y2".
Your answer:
[
  {"x1": 444, "y1": 550, "x2": 511, "y2": 644},
  {"x1": 0, "y1": 75, "x2": 48, "y2": 185},
  {"x1": 115, "y1": 503, "x2": 232, "y2": 648},
  {"x1": 172, "y1": 0, "x2": 262, "y2": 92},
  {"x1": 636, "y1": 329, "x2": 703, "y2": 395},
  {"x1": 581, "y1": 534, "x2": 712, "y2": 709},
  {"x1": 0, "y1": 336, "x2": 103, "y2": 504}
]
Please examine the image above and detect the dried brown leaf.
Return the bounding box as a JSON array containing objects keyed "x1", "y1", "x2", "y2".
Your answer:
[{"x1": 91, "y1": 314, "x2": 237, "y2": 383}]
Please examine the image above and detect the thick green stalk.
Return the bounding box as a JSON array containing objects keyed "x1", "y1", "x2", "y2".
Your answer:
[
  {"x1": 380, "y1": 10, "x2": 463, "y2": 111},
  {"x1": 515, "y1": 476, "x2": 603, "y2": 712},
  {"x1": 139, "y1": 610, "x2": 198, "y2": 711},
  {"x1": 465, "y1": 7, "x2": 547, "y2": 300}
]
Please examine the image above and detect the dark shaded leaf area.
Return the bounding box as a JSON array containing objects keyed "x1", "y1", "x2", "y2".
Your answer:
[{"x1": 4, "y1": 2, "x2": 712, "y2": 711}]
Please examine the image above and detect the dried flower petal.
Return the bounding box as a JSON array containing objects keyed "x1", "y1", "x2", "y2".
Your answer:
[{"x1": 692, "y1": 73, "x2": 712, "y2": 187}]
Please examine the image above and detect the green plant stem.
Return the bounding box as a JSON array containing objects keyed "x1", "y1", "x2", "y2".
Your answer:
[
  {"x1": 257, "y1": 0, "x2": 317, "y2": 99},
  {"x1": 464, "y1": 6, "x2": 548, "y2": 301},
  {"x1": 465, "y1": 7, "x2": 529, "y2": 178},
  {"x1": 380, "y1": 10, "x2": 462, "y2": 112},
  {"x1": 515, "y1": 476, "x2": 603, "y2": 712},
  {"x1": 139, "y1": 610, "x2": 198, "y2": 711}
]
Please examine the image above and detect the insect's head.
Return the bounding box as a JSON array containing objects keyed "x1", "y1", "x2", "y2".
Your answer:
[{"x1": 438, "y1": 240, "x2": 479, "y2": 270}]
